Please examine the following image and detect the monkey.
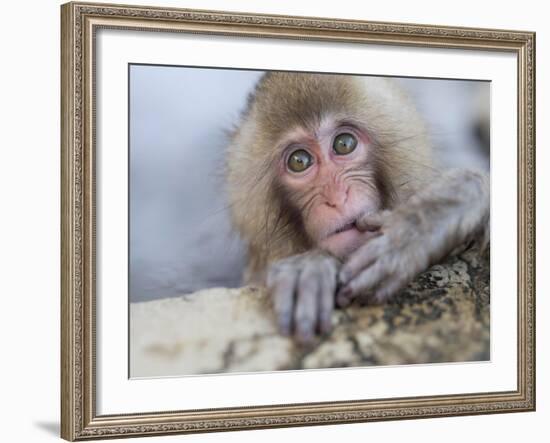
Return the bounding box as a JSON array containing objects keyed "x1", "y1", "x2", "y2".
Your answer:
[{"x1": 226, "y1": 72, "x2": 490, "y2": 345}]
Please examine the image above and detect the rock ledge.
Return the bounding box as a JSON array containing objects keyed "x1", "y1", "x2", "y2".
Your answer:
[{"x1": 130, "y1": 248, "x2": 489, "y2": 377}]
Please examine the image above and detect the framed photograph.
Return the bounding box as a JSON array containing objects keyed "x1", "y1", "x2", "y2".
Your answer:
[{"x1": 61, "y1": 1, "x2": 536, "y2": 440}]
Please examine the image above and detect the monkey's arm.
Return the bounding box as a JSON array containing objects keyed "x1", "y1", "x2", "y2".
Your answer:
[
  {"x1": 337, "y1": 169, "x2": 489, "y2": 307},
  {"x1": 267, "y1": 251, "x2": 340, "y2": 344}
]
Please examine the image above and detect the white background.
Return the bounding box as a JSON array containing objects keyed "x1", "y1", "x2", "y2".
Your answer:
[{"x1": 0, "y1": 0, "x2": 546, "y2": 442}]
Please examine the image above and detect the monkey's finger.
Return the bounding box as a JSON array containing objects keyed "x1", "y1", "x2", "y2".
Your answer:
[
  {"x1": 355, "y1": 210, "x2": 390, "y2": 232},
  {"x1": 318, "y1": 266, "x2": 337, "y2": 335},
  {"x1": 338, "y1": 262, "x2": 390, "y2": 306},
  {"x1": 372, "y1": 277, "x2": 406, "y2": 304},
  {"x1": 294, "y1": 267, "x2": 320, "y2": 345},
  {"x1": 268, "y1": 272, "x2": 298, "y2": 336},
  {"x1": 339, "y1": 238, "x2": 384, "y2": 285}
]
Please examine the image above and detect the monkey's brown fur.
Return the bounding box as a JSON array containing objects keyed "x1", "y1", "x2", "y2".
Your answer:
[{"x1": 226, "y1": 73, "x2": 435, "y2": 283}]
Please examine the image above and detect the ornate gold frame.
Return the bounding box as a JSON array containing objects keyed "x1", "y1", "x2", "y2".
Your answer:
[{"x1": 60, "y1": 1, "x2": 536, "y2": 440}]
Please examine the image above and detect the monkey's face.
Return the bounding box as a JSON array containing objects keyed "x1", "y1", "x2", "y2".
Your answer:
[{"x1": 278, "y1": 119, "x2": 382, "y2": 259}]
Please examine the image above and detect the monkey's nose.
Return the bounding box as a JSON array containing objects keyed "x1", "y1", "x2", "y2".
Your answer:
[{"x1": 324, "y1": 188, "x2": 349, "y2": 208}]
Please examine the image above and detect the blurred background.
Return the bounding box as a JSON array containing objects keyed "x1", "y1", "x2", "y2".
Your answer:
[{"x1": 129, "y1": 65, "x2": 490, "y2": 302}]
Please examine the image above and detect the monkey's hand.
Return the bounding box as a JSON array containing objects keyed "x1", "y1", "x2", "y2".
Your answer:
[
  {"x1": 266, "y1": 251, "x2": 340, "y2": 345},
  {"x1": 337, "y1": 169, "x2": 489, "y2": 307}
]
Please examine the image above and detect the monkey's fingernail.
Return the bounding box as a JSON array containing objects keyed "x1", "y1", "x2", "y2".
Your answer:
[
  {"x1": 336, "y1": 288, "x2": 352, "y2": 307},
  {"x1": 278, "y1": 319, "x2": 291, "y2": 336},
  {"x1": 320, "y1": 319, "x2": 332, "y2": 335},
  {"x1": 297, "y1": 330, "x2": 315, "y2": 346}
]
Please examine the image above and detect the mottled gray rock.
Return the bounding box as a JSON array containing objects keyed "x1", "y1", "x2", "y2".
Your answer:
[{"x1": 130, "y1": 247, "x2": 489, "y2": 377}]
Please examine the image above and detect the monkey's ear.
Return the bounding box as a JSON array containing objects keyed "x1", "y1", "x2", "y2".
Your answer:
[{"x1": 355, "y1": 210, "x2": 390, "y2": 232}]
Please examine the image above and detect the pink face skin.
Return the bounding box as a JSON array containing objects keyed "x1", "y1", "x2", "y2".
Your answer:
[{"x1": 278, "y1": 119, "x2": 382, "y2": 259}]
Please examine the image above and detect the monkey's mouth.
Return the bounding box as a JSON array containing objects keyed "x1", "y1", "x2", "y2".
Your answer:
[
  {"x1": 324, "y1": 218, "x2": 361, "y2": 241},
  {"x1": 332, "y1": 221, "x2": 357, "y2": 235},
  {"x1": 320, "y1": 216, "x2": 381, "y2": 258},
  {"x1": 320, "y1": 219, "x2": 363, "y2": 258}
]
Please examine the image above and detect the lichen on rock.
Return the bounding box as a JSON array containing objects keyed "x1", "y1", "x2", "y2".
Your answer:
[{"x1": 130, "y1": 247, "x2": 489, "y2": 377}]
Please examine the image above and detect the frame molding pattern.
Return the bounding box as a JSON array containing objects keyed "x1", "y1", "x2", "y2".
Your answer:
[{"x1": 61, "y1": 2, "x2": 535, "y2": 440}]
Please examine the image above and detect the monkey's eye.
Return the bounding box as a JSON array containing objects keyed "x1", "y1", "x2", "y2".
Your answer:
[
  {"x1": 287, "y1": 149, "x2": 313, "y2": 173},
  {"x1": 333, "y1": 133, "x2": 358, "y2": 155}
]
